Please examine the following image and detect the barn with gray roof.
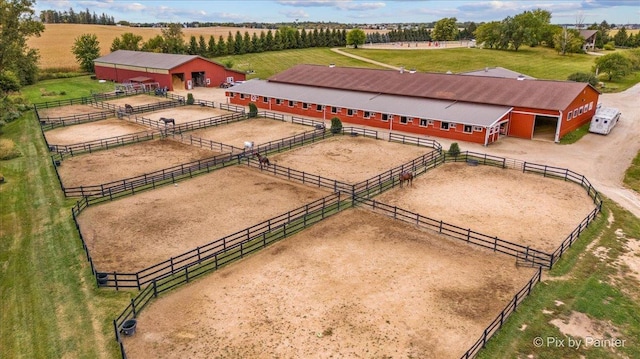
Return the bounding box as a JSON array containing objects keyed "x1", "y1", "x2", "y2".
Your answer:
[
  {"x1": 94, "y1": 50, "x2": 245, "y2": 91},
  {"x1": 227, "y1": 64, "x2": 600, "y2": 145}
]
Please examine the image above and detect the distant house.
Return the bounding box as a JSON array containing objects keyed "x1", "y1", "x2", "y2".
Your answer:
[
  {"x1": 579, "y1": 30, "x2": 598, "y2": 51},
  {"x1": 93, "y1": 50, "x2": 245, "y2": 91},
  {"x1": 226, "y1": 64, "x2": 600, "y2": 145}
]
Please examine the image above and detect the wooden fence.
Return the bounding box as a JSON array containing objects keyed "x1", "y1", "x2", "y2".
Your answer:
[
  {"x1": 291, "y1": 116, "x2": 326, "y2": 128},
  {"x1": 354, "y1": 197, "x2": 554, "y2": 268},
  {"x1": 460, "y1": 266, "x2": 543, "y2": 359},
  {"x1": 61, "y1": 152, "x2": 241, "y2": 197},
  {"x1": 47, "y1": 130, "x2": 161, "y2": 155},
  {"x1": 91, "y1": 192, "x2": 346, "y2": 289},
  {"x1": 169, "y1": 133, "x2": 244, "y2": 153},
  {"x1": 38, "y1": 110, "x2": 114, "y2": 131},
  {"x1": 389, "y1": 132, "x2": 443, "y2": 151}
]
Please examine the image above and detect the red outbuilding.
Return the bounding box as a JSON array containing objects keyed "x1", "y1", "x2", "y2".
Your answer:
[
  {"x1": 227, "y1": 64, "x2": 600, "y2": 145},
  {"x1": 94, "y1": 50, "x2": 246, "y2": 91}
]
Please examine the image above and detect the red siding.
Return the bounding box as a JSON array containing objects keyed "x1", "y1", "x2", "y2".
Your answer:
[
  {"x1": 229, "y1": 94, "x2": 491, "y2": 144},
  {"x1": 558, "y1": 86, "x2": 599, "y2": 138},
  {"x1": 94, "y1": 66, "x2": 173, "y2": 89}
]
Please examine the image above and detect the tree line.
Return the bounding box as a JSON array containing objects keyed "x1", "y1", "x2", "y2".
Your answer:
[
  {"x1": 39, "y1": 8, "x2": 115, "y2": 25},
  {"x1": 108, "y1": 24, "x2": 349, "y2": 57}
]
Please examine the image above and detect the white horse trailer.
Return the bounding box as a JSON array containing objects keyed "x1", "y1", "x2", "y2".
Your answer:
[{"x1": 589, "y1": 106, "x2": 621, "y2": 135}]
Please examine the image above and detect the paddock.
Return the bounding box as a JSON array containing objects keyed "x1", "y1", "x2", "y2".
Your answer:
[
  {"x1": 122, "y1": 209, "x2": 537, "y2": 359},
  {"x1": 76, "y1": 166, "x2": 331, "y2": 272},
  {"x1": 188, "y1": 117, "x2": 317, "y2": 147},
  {"x1": 43, "y1": 118, "x2": 150, "y2": 145},
  {"x1": 136, "y1": 105, "x2": 233, "y2": 125},
  {"x1": 374, "y1": 163, "x2": 596, "y2": 252},
  {"x1": 56, "y1": 138, "x2": 218, "y2": 188},
  {"x1": 270, "y1": 136, "x2": 431, "y2": 183},
  {"x1": 36, "y1": 104, "x2": 107, "y2": 119}
]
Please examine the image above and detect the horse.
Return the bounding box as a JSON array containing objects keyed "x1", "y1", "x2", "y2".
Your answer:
[
  {"x1": 255, "y1": 152, "x2": 270, "y2": 170},
  {"x1": 124, "y1": 104, "x2": 134, "y2": 114},
  {"x1": 399, "y1": 171, "x2": 414, "y2": 188},
  {"x1": 159, "y1": 117, "x2": 175, "y2": 126}
]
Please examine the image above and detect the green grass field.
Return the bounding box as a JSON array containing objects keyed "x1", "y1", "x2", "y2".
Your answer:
[{"x1": 2, "y1": 44, "x2": 640, "y2": 358}]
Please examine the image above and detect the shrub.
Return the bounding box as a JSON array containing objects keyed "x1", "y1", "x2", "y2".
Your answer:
[
  {"x1": 567, "y1": 72, "x2": 598, "y2": 86},
  {"x1": 448, "y1": 142, "x2": 461, "y2": 157},
  {"x1": 248, "y1": 102, "x2": 258, "y2": 118},
  {"x1": 604, "y1": 42, "x2": 616, "y2": 51},
  {"x1": 330, "y1": 117, "x2": 342, "y2": 134},
  {"x1": 186, "y1": 93, "x2": 194, "y2": 105}
]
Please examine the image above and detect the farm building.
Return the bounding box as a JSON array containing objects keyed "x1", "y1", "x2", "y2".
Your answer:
[
  {"x1": 94, "y1": 50, "x2": 245, "y2": 91},
  {"x1": 226, "y1": 65, "x2": 600, "y2": 145}
]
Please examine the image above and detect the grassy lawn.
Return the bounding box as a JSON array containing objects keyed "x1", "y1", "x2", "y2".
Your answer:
[
  {"x1": 0, "y1": 80, "x2": 133, "y2": 359},
  {"x1": 216, "y1": 48, "x2": 386, "y2": 79},
  {"x1": 624, "y1": 152, "x2": 640, "y2": 193}
]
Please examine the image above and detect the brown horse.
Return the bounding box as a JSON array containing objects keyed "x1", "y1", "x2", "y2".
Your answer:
[
  {"x1": 159, "y1": 117, "x2": 175, "y2": 126},
  {"x1": 124, "y1": 104, "x2": 134, "y2": 114},
  {"x1": 255, "y1": 152, "x2": 270, "y2": 170},
  {"x1": 399, "y1": 171, "x2": 414, "y2": 188}
]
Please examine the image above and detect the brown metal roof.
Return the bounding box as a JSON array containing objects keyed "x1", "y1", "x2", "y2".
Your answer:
[{"x1": 268, "y1": 64, "x2": 595, "y2": 111}]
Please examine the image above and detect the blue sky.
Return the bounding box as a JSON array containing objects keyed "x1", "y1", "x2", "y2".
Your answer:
[{"x1": 35, "y1": 0, "x2": 640, "y2": 25}]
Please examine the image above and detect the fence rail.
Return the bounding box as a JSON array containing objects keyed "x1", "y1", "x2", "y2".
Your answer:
[
  {"x1": 48, "y1": 130, "x2": 161, "y2": 155},
  {"x1": 62, "y1": 152, "x2": 241, "y2": 197},
  {"x1": 38, "y1": 110, "x2": 114, "y2": 130},
  {"x1": 388, "y1": 132, "x2": 443, "y2": 152},
  {"x1": 170, "y1": 133, "x2": 244, "y2": 153},
  {"x1": 94, "y1": 192, "x2": 346, "y2": 289},
  {"x1": 354, "y1": 197, "x2": 554, "y2": 268},
  {"x1": 460, "y1": 266, "x2": 543, "y2": 359},
  {"x1": 219, "y1": 103, "x2": 246, "y2": 113}
]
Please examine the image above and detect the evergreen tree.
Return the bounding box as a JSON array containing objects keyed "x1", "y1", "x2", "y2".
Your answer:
[
  {"x1": 198, "y1": 35, "x2": 207, "y2": 56},
  {"x1": 226, "y1": 32, "x2": 235, "y2": 55},
  {"x1": 187, "y1": 35, "x2": 198, "y2": 55},
  {"x1": 216, "y1": 35, "x2": 227, "y2": 56},
  {"x1": 207, "y1": 35, "x2": 216, "y2": 57}
]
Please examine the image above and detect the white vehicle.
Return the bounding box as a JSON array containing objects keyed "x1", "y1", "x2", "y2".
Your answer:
[{"x1": 589, "y1": 106, "x2": 621, "y2": 135}]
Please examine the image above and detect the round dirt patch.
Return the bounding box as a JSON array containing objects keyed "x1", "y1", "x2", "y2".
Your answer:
[
  {"x1": 122, "y1": 208, "x2": 537, "y2": 359},
  {"x1": 375, "y1": 163, "x2": 597, "y2": 252},
  {"x1": 78, "y1": 165, "x2": 332, "y2": 272},
  {"x1": 104, "y1": 94, "x2": 170, "y2": 107},
  {"x1": 138, "y1": 106, "x2": 233, "y2": 125},
  {"x1": 37, "y1": 104, "x2": 107, "y2": 119}
]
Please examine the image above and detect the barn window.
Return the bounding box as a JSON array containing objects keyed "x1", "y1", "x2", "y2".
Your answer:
[
  {"x1": 302, "y1": 103, "x2": 309, "y2": 109},
  {"x1": 589, "y1": 101, "x2": 593, "y2": 111},
  {"x1": 573, "y1": 109, "x2": 578, "y2": 118},
  {"x1": 363, "y1": 111, "x2": 371, "y2": 118},
  {"x1": 262, "y1": 96, "x2": 269, "y2": 103},
  {"x1": 419, "y1": 119, "x2": 428, "y2": 127},
  {"x1": 316, "y1": 104, "x2": 323, "y2": 111},
  {"x1": 288, "y1": 100, "x2": 295, "y2": 107},
  {"x1": 474, "y1": 126, "x2": 483, "y2": 132},
  {"x1": 382, "y1": 114, "x2": 391, "y2": 122},
  {"x1": 239, "y1": 93, "x2": 245, "y2": 99},
  {"x1": 567, "y1": 111, "x2": 572, "y2": 120},
  {"x1": 331, "y1": 107, "x2": 338, "y2": 114},
  {"x1": 347, "y1": 109, "x2": 355, "y2": 116},
  {"x1": 229, "y1": 92, "x2": 235, "y2": 98},
  {"x1": 463, "y1": 125, "x2": 473, "y2": 133},
  {"x1": 578, "y1": 107, "x2": 583, "y2": 115},
  {"x1": 441, "y1": 122, "x2": 450, "y2": 130},
  {"x1": 275, "y1": 99, "x2": 282, "y2": 105},
  {"x1": 400, "y1": 116, "x2": 409, "y2": 124}
]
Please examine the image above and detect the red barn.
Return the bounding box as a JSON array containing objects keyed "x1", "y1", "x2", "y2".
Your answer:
[
  {"x1": 94, "y1": 50, "x2": 245, "y2": 91},
  {"x1": 227, "y1": 64, "x2": 600, "y2": 145}
]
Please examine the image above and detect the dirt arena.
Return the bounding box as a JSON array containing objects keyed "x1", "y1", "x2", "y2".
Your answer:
[
  {"x1": 56, "y1": 139, "x2": 217, "y2": 188},
  {"x1": 37, "y1": 104, "x2": 107, "y2": 119},
  {"x1": 77, "y1": 166, "x2": 331, "y2": 272},
  {"x1": 189, "y1": 118, "x2": 317, "y2": 147},
  {"x1": 43, "y1": 119, "x2": 151, "y2": 145},
  {"x1": 136, "y1": 106, "x2": 233, "y2": 125},
  {"x1": 271, "y1": 136, "x2": 433, "y2": 183},
  {"x1": 123, "y1": 209, "x2": 537, "y2": 359},
  {"x1": 375, "y1": 163, "x2": 597, "y2": 252}
]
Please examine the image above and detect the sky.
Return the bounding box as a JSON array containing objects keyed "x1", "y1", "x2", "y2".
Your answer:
[{"x1": 35, "y1": 0, "x2": 640, "y2": 25}]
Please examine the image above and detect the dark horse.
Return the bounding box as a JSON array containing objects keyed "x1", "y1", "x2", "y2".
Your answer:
[
  {"x1": 255, "y1": 152, "x2": 270, "y2": 170},
  {"x1": 399, "y1": 171, "x2": 414, "y2": 188},
  {"x1": 159, "y1": 117, "x2": 175, "y2": 126},
  {"x1": 124, "y1": 104, "x2": 134, "y2": 114}
]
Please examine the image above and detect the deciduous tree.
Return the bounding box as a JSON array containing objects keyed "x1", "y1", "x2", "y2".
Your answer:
[
  {"x1": 346, "y1": 28, "x2": 366, "y2": 48},
  {"x1": 594, "y1": 52, "x2": 632, "y2": 80},
  {"x1": 72, "y1": 33, "x2": 100, "y2": 72}
]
